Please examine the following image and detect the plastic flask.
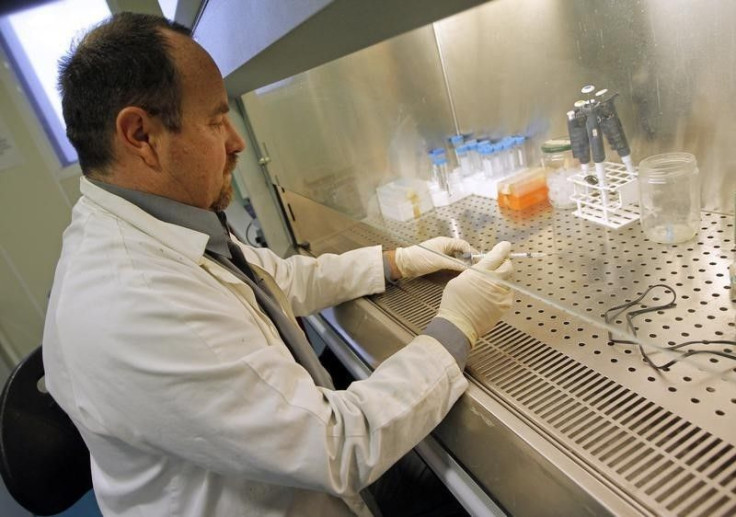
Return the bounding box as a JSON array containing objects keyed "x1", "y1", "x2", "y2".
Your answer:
[
  {"x1": 497, "y1": 168, "x2": 549, "y2": 210},
  {"x1": 638, "y1": 152, "x2": 700, "y2": 244}
]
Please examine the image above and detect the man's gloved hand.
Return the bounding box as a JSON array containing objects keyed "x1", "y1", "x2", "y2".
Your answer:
[
  {"x1": 394, "y1": 237, "x2": 477, "y2": 279},
  {"x1": 435, "y1": 241, "x2": 513, "y2": 346}
]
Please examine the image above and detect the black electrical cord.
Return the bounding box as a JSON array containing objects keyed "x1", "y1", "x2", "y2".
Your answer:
[
  {"x1": 244, "y1": 221, "x2": 257, "y2": 247},
  {"x1": 604, "y1": 284, "x2": 736, "y2": 370}
]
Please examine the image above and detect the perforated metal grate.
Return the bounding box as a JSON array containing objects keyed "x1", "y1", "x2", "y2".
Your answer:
[
  {"x1": 360, "y1": 197, "x2": 735, "y2": 432},
  {"x1": 309, "y1": 195, "x2": 736, "y2": 516}
]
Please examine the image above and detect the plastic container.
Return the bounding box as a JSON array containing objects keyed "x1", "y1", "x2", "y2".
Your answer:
[
  {"x1": 541, "y1": 138, "x2": 577, "y2": 209},
  {"x1": 638, "y1": 152, "x2": 700, "y2": 244},
  {"x1": 376, "y1": 179, "x2": 433, "y2": 221},
  {"x1": 497, "y1": 167, "x2": 548, "y2": 210}
]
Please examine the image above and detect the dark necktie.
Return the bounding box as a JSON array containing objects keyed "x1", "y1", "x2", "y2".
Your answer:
[
  {"x1": 214, "y1": 211, "x2": 256, "y2": 282},
  {"x1": 226, "y1": 239, "x2": 257, "y2": 282},
  {"x1": 210, "y1": 213, "x2": 334, "y2": 389}
]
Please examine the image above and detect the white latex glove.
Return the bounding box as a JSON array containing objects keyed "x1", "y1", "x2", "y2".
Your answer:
[
  {"x1": 436, "y1": 241, "x2": 513, "y2": 346},
  {"x1": 394, "y1": 237, "x2": 477, "y2": 279}
]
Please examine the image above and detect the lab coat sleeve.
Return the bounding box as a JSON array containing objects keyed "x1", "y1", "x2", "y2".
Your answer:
[
  {"x1": 238, "y1": 243, "x2": 385, "y2": 317},
  {"x1": 50, "y1": 245, "x2": 467, "y2": 498}
]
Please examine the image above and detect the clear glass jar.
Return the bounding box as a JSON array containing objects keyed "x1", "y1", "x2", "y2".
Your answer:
[
  {"x1": 541, "y1": 138, "x2": 576, "y2": 209},
  {"x1": 638, "y1": 152, "x2": 700, "y2": 244}
]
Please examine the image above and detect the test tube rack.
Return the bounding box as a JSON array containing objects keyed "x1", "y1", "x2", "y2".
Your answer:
[{"x1": 569, "y1": 161, "x2": 639, "y2": 229}]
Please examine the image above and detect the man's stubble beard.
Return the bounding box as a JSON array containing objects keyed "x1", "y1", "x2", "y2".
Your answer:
[{"x1": 210, "y1": 155, "x2": 237, "y2": 211}]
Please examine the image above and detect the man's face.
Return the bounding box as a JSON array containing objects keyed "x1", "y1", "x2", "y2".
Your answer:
[{"x1": 158, "y1": 33, "x2": 246, "y2": 211}]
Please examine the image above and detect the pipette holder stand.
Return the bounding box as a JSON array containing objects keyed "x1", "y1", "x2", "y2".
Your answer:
[{"x1": 569, "y1": 162, "x2": 639, "y2": 229}]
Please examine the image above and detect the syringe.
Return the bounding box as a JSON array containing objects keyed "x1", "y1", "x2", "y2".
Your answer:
[{"x1": 457, "y1": 251, "x2": 552, "y2": 262}]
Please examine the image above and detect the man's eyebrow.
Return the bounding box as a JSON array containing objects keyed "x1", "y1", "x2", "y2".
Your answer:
[{"x1": 210, "y1": 102, "x2": 229, "y2": 116}]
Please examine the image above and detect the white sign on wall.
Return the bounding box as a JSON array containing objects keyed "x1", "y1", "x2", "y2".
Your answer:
[{"x1": 0, "y1": 115, "x2": 22, "y2": 171}]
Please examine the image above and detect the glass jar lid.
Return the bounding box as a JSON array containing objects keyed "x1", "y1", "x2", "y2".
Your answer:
[{"x1": 541, "y1": 138, "x2": 572, "y2": 153}]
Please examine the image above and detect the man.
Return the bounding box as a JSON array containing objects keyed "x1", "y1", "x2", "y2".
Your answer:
[{"x1": 43, "y1": 12, "x2": 513, "y2": 517}]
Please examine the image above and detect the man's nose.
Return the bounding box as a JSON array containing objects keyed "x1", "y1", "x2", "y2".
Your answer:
[{"x1": 226, "y1": 118, "x2": 246, "y2": 154}]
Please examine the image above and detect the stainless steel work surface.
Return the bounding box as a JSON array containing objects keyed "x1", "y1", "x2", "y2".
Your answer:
[{"x1": 309, "y1": 196, "x2": 735, "y2": 516}]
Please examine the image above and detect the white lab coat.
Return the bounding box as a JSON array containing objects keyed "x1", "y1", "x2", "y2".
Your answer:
[{"x1": 42, "y1": 178, "x2": 468, "y2": 517}]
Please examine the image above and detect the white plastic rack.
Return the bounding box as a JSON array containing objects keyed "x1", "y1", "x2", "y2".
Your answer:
[{"x1": 569, "y1": 161, "x2": 639, "y2": 229}]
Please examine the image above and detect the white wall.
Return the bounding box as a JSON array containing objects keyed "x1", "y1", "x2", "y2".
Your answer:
[{"x1": 0, "y1": 47, "x2": 81, "y2": 366}]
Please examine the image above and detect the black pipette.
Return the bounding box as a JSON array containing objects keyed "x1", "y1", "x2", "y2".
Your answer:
[
  {"x1": 595, "y1": 89, "x2": 634, "y2": 173},
  {"x1": 580, "y1": 86, "x2": 610, "y2": 208},
  {"x1": 567, "y1": 105, "x2": 590, "y2": 178}
]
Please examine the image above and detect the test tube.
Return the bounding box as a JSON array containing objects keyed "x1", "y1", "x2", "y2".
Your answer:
[
  {"x1": 501, "y1": 137, "x2": 518, "y2": 172},
  {"x1": 456, "y1": 145, "x2": 472, "y2": 177},
  {"x1": 478, "y1": 143, "x2": 493, "y2": 177},
  {"x1": 465, "y1": 139, "x2": 481, "y2": 173},
  {"x1": 490, "y1": 142, "x2": 505, "y2": 178},
  {"x1": 432, "y1": 153, "x2": 450, "y2": 194},
  {"x1": 449, "y1": 134, "x2": 464, "y2": 166},
  {"x1": 513, "y1": 135, "x2": 527, "y2": 169}
]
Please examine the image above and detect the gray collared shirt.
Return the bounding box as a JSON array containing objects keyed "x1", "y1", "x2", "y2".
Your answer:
[{"x1": 90, "y1": 179, "x2": 232, "y2": 258}]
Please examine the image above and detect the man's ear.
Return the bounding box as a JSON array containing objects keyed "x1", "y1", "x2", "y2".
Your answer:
[{"x1": 115, "y1": 107, "x2": 163, "y2": 169}]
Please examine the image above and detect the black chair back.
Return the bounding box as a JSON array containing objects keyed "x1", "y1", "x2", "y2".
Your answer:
[{"x1": 0, "y1": 346, "x2": 92, "y2": 515}]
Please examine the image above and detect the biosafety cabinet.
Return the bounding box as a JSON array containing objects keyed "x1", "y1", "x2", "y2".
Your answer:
[{"x1": 195, "y1": 1, "x2": 735, "y2": 515}]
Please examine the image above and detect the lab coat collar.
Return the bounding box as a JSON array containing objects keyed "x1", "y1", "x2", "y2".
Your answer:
[{"x1": 80, "y1": 177, "x2": 213, "y2": 264}]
